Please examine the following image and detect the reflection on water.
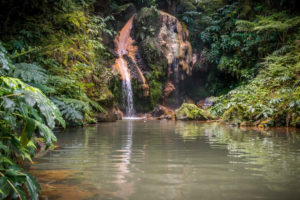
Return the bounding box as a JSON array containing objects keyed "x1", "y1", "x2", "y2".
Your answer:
[
  {"x1": 114, "y1": 120, "x2": 135, "y2": 199},
  {"x1": 31, "y1": 121, "x2": 300, "y2": 200}
]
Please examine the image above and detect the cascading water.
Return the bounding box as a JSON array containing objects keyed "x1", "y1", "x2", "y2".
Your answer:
[
  {"x1": 121, "y1": 60, "x2": 134, "y2": 117},
  {"x1": 113, "y1": 15, "x2": 136, "y2": 116}
]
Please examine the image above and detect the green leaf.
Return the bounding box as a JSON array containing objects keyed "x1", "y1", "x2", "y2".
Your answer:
[
  {"x1": 0, "y1": 156, "x2": 14, "y2": 166},
  {"x1": 13, "y1": 63, "x2": 48, "y2": 84},
  {"x1": 25, "y1": 173, "x2": 41, "y2": 200},
  {"x1": 20, "y1": 118, "x2": 36, "y2": 147},
  {"x1": 0, "y1": 177, "x2": 11, "y2": 199},
  {"x1": 35, "y1": 120, "x2": 57, "y2": 147},
  {"x1": 0, "y1": 142, "x2": 9, "y2": 153}
]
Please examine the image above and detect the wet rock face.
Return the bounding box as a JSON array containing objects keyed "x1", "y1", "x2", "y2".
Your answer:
[
  {"x1": 133, "y1": 8, "x2": 193, "y2": 109},
  {"x1": 163, "y1": 82, "x2": 176, "y2": 101},
  {"x1": 112, "y1": 8, "x2": 194, "y2": 112},
  {"x1": 158, "y1": 11, "x2": 193, "y2": 76},
  {"x1": 97, "y1": 108, "x2": 123, "y2": 122},
  {"x1": 134, "y1": 8, "x2": 193, "y2": 76}
]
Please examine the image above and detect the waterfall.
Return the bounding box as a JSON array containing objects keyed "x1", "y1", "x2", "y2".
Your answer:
[
  {"x1": 121, "y1": 64, "x2": 134, "y2": 117},
  {"x1": 113, "y1": 15, "x2": 136, "y2": 117}
]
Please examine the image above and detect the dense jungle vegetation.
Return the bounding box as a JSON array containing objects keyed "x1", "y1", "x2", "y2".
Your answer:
[{"x1": 0, "y1": 0, "x2": 299, "y2": 199}]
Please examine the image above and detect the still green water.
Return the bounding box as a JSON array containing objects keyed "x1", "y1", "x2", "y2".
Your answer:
[{"x1": 32, "y1": 120, "x2": 300, "y2": 200}]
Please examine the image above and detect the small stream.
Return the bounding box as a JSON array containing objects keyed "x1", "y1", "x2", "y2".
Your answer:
[{"x1": 31, "y1": 121, "x2": 300, "y2": 200}]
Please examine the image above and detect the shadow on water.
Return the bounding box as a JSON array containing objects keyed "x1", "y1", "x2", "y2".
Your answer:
[{"x1": 30, "y1": 121, "x2": 300, "y2": 200}]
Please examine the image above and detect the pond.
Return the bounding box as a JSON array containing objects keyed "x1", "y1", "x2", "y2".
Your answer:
[{"x1": 30, "y1": 120, "x2": 300, "y2": 200}]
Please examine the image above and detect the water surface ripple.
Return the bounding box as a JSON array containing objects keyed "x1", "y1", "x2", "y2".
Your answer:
[{"x1": 31, "y1": 121, "x2": 300, "y2": 200}]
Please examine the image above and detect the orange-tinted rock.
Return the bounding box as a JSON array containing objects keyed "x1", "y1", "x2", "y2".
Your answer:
[
  {"x1": 158, "y1": 11, "x2": 193, "y2": 76},
  {"x1": 151, "y1": 104, "x2": 175, "y2": 118},
  {"x1": 112, "y1": 14, "x2": 150, "y2": 96},
  {"x1": 163, "y1": 82, "x2": 175, "y2": 99}
]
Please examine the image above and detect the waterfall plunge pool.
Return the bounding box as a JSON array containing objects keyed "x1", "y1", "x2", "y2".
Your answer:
[{"x1": 30, "y1": 121, "x2": 300, "y2": 200}]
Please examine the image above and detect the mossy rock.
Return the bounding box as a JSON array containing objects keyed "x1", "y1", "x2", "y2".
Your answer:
[
  {"x1": 221, "y1": 105, "x2": 247, "y2": 125},
  {"x1": 88, "y1": 86, "x2": 114, "y2": 108},
  {"x1": 135, "y1": 7, "x2": 160, "y2": 28},
  {"x1": 139, "y1": 38, "x2": 168, "y2": 68},
  {"x1": 175, "y1": 103, "x2": 215, "y2": 120},
  {"x1": 149, "y1": 80, "x2": 163, "y2": 108},
  {"x1": 132, "y1": 79, "x2": 163, "y2": 113},
  {"x1": 134, "y1": 7, "x2": 161, "y2": 42}
]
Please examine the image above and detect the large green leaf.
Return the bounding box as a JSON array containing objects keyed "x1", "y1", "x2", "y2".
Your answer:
[
  {"x1": 0, "y1": 76, "x2": 66, "y2": 129},
  {"x1": 25, "y1": 173, "x2": 41, "y2": 200},
  {"x1": 0, "y1": 177, "x2": 11, "y2": 199},
  {"x1": 13, "y1": 63, "x2": 48, "y2": 84},
  {"x1": 20, "y1": 118, "x2": 36, "y2": 147},
  {"x1": 0, "y1": 141, "x2": 9, "y2": 154},
  {"x1": 0, "y1": 156, "x2": 14, "y2": 166},
  {"x1": 35, "y1": 120, "x2": 57, "y2": 146}
]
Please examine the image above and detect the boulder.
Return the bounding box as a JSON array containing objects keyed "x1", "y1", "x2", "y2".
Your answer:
[
  {"x1": 134, "y1": 8, "x2": 193, "y2": 108},
  {"x1": 197, "y1": 97, "x2": 213, "y2": 109},
  {"x1": 163, "y1": 82, "x2": 176, "y2": 100},
  {"x1": 221, "y1": 105, "x2": 246, "y2": 125},
  {"x1": 151, "y1": 104, "x2": 174, "y2": 118},
  {"x1": 175, "y1": 103, "x2": 214, "y2": 120},
  {"x1": 97, "y1": 108, "x2": 122, "y2": 122},
  {"x1": 112, "y1": 7, "x2": 194, "y2": 112}
]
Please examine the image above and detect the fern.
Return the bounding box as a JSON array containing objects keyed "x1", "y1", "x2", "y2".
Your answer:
[
  {"x1": 51, "y1": 98, "x2": 84, "y2": 125},
  {"x1": 29, "y1": 83, "x2": 57, "y2": 95},
  {"x1": 87, "y1": 98, "x2": 107, "y2": 114},
  {"x1": 272, "y1": 45, "x2": 294, "y2": 56},
  {"x1": 210, "y1": 44, "x2": 300, "y2": 126},
  {"x1": 235, "y1": 20, "x2": 255, "y2": 32},
  {"x1": 13, "y1": 63, "x2": 48, "y2": 84},
  {"x1": 0, "y1": 42, "x2": 14, "y2": 74}
]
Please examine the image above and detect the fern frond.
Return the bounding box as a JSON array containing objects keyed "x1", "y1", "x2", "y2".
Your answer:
[
  {"x1": 235, "y1": 20, "x2": 255, "y2": 32},
  {"x1": 29, "y1": 83, "x2": 56, "y2": 95},
  {"x1": 13, "y1": 63, "x2": 48, "y2": 84},
  {"x1": 87, "y1": 98, "x2": 107, "y2": 114},
  {"x1": 0, "y1": 42, "x2": 14, "y2": 74},
  {"x1": 52, "y1": 97, "x2": 87, "y2": 125},
  {"x1": 272, "y1": 45, "x2": 294, "y2": 56}
]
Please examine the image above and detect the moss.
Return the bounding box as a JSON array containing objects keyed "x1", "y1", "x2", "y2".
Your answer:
[
  {"x1": 149, "y1": 80, "x2": 163, "y2": 108},
  {"x1": 221, "y1": 105, "x2": 247, "y2": 125},
  {"x1": 132, "y1": 78, "x2": 162, "y2": 113},
  {"x1": 136, "y1": 7, "x2": 160, "y2": 26},
  {"x1": 109, "y1": 77, "x2": 122, "y2": 106},
  {"x1": 135, "y1": 7, "x2": 161, "y2": 41},
  {"x1": 140, "y1": 38, "x2": 168, "y2": 68},
  {"x1": 175, "y1": 103, "x2": 215, "y2": 120}
]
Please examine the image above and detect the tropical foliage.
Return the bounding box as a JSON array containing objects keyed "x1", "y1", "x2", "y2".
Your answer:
[
  {"x1": 0, "y1": 76, "x2": 65, "y2": 199},
  {"x1": 206, "y1": 3, "x2": 300, "y2": 126},
  {"x1": 1, "y1": 0, "x2": 300, "y2": 197},
  {"x1": 210, "y1": 44, "x2": 300, "y2": 126},
  {"x1": 0, "y1": 0, "x2": 112, "y2": 198}
]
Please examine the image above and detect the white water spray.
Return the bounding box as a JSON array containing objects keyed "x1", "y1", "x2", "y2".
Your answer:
[{"x1": 113, "y1": 16, "x2": 136, "y2": 117}]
